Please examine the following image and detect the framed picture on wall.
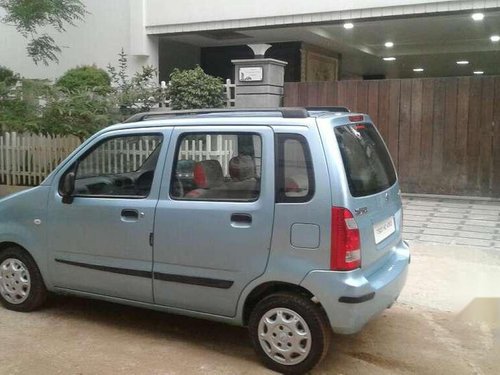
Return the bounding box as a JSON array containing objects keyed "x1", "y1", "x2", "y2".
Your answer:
[{"x1": 301, "y1": 50, "x2": 339, "y2": 82}]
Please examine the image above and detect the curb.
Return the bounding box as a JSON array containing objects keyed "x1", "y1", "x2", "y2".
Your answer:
[{"x1": 402, "y1": 193, "x2": 500, "y2": 203}]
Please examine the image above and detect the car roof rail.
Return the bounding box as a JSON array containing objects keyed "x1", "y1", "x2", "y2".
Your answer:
[
  {"x1": 123, "y1": 108, "x2": 309, "y2": 123},
  {"x1": 305, "y1": 106, "x2": 350, "y2": 113}
]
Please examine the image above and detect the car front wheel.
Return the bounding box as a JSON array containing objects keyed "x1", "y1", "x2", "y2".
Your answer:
[{"x1": 0, "y1": 246, "x2": 47, "y2": 312}]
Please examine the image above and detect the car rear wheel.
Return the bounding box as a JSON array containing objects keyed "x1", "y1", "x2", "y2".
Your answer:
[
  {"x1": 248, "y1": 292, "x2": 332, "y2": 374},
  {"x1": 0, "y1": 246, "x2": 47, "y2": 312}
]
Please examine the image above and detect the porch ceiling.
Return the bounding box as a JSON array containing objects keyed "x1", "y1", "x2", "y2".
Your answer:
[{"x1": 158, "y1": 10, "x2": 500, "y2": 78}]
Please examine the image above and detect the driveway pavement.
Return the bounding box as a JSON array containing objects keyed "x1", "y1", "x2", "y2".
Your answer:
[
  {"x1": 403, "y1": 195, "x2": 500, "y2": 249},
  {"x1": 1, "y1": 241, "x2": 498, "y2": 375},
  {"x1": 0, "y1": 190, "x2": 499, "y2": 374}
]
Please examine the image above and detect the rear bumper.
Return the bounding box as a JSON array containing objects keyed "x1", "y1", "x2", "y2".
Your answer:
[{"x1": 300, "y1": 239, "x2": 410, "y2": 334}]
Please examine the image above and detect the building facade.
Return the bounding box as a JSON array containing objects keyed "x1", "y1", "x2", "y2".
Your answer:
[{"x1": 1, "y1": 0, "x2": 499, "y2": 82}]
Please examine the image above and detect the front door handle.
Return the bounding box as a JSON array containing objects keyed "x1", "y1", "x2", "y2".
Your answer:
[
  {"x1": 231, "y1": 213, "x2": 252, "y2": 224},
  {"x1": 121, "y1": 209, "x2": 139, "y2": 220}
]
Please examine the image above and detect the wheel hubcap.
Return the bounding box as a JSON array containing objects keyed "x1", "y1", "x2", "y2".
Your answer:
[
  {"x1": 0, "y1": 258, "x2": 31, "y2": 304},
  {"x1": 258, "y1": 308, "x2": 312, "y2": 366}
]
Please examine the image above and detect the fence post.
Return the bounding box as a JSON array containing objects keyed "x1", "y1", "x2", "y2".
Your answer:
[{"x1": 225, "y1": 79, "x2": 231, "y2": 108}]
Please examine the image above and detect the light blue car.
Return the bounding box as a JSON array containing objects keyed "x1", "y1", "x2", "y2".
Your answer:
[{"x1": 0, "y1": 108, "x2": 409, "y2": 374}]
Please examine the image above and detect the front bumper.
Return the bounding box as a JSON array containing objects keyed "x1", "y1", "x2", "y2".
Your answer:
[{"x1": 300, "y1": 240, "x2": 410, "y2": 334}]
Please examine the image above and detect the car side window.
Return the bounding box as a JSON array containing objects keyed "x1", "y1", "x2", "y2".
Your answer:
[
  {"x1": 170, "y1": 133, "x2": 262, "y2": 201},
  {"x1": 71, "y1": 134, "x2": 163, "y2": 197},
  {"x1": 276, "y1": 134, "x2": 315, "y2": 203}
]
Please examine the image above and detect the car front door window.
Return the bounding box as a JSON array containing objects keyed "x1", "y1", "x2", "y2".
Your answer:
[{"x1": 73, "y1": 134, "x2": 163, "y2": 197}]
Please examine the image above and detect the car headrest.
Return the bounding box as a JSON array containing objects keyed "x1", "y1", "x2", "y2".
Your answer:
[
  {"x1": 193, "y1": 160, "x2": 223, "y2": 189},
  {"x1": 229, "y1": 155, "x2": 256, "y2": 181}
]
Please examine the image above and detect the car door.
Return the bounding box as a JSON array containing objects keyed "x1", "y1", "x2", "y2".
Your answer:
[
  {"x1": 46, "y1": 128, "x2": 170, "y2": 303},
  {"x1": 153, "y1": 126, "x2": 274, "y2": 317}
]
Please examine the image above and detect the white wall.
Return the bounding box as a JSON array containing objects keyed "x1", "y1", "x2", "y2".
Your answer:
[
  {"x1": 146, "y1": 0, "x2": 463, "y2": 26},
  {"x1": 0, "y1": 0, "x2": 158, "y2": 81}
]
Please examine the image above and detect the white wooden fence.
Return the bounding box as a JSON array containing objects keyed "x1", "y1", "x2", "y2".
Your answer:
[
  {"x1": 179, "y1": 135, "x2": 235, "y2": 175},
  {"x1": 0, "y1": 133, "x2": 81, "y2": 186},
  {"x1": 0, "y1": 132, "x2": 237, "y2": 186}
]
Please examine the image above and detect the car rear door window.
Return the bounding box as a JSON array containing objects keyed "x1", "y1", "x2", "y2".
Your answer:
[{"x1": 170, "y1": 133, "x2": 262, "y2": 201}]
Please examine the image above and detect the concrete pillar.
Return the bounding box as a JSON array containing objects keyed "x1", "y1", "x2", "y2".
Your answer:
[{"x1": 232, "y1": 58, "x2": 287, "y2": 108}]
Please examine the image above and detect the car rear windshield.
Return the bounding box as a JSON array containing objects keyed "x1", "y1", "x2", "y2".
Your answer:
[{"x1": 334, "y1": 123, "x2": 396, "y2": 197}]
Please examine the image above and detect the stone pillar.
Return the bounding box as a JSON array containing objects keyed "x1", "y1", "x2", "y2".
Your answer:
[{"x1": 232, "y1": 58, "x2": 287, "y2": 108}]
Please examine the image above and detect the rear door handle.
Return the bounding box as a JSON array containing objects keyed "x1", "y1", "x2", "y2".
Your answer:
[
  {"x1": 121, "y1": 209, "x2": 139, "y2": 220},
  {"x1": 231, "y1": 213, "x2": 252, "y2": 224}
]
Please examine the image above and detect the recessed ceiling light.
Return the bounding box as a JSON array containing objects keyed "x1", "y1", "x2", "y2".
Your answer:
[
  {"x1": 343, "y1": 22, "x2": 354, "y2": 29},
  {"x1": 383, "y1": 57, "x2": 396, "y2": 61},
  {"x1": 471, "y1": 13, "x2": 484, "y2": 21},
  {"x1": 413, "y1": 68, "x2": 424, "y2": 72},
  {"x1": 456, "y1": 60, "x2": 469, "y2": 65},
  {"x1": 473, "y1": 71, "x2": 484, "y2": 75},
  {"x1": 384, "y1": 42, "x2": 394, "y2": 48},
  {"x1": 491, "y1": 35, "x2": 500, "y2": 42}
]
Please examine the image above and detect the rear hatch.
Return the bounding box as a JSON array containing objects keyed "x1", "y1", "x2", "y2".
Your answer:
[{"x1": 324, "y1": 117, "x2": 402, "y2": 269}]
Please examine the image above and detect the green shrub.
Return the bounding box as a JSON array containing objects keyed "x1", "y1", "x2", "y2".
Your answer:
[
  {"x1": 0, "y1": 73, "x2": 41, "y2": 132},
  {"x1": 0, "y1": 97, "x2": 39, "y2": 133},
  {"x1": 168, "y1": 66, "x2": 224, "y2": 110},
  {"x1": 56, "y1": 65, "x2": 111, "y2": 93},
  {"x1": 40, "y1": 90, "x2": 118, "y2": 139},
  {"x1": 0, "y1": 66, "x2": 17, "y2": 86},
  {"x1": 107, "y1": 49, "x2": 164, "y2": 115},
  {"x1": 0, "y1": 66, "x2": 19, "y2": 97}
]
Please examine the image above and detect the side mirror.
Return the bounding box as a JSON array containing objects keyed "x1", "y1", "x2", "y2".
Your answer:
[{"x1": 61, "y1": 172, "x2": 75, "y2": 204}]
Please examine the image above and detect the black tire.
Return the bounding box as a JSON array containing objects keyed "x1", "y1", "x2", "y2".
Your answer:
[
  {"x1": 248, "y1": 292, "x2": 332, "y2": 374},
  {"x1": 0, "y1": 246, "x2": 47, "y2": 312}
]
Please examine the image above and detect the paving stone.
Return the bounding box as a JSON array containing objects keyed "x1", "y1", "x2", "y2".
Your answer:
[
  {"x1": 471, "y1": 204, "x2": 500, "y2": 210},
  {"x1": 467, "y1": 214, "x2": 500, "y2": 221},
  {"x1": 403, "y1": 220, "x2": 425, "y2": 228},
  {"x1": 463, "y1": 220, "x2": 498, "y2": 228},
  {"x1": 471, "y1": 204, "x2": 500, "y2": 213},
  {"x1": 426, "y1": 222, "x2": 459, "y2": 230},
  {"x1": 468, "y1": 200, "x2": 498, "y2": 205},
  {"x1": 404, "y1": 210, "x2": 435, "y2": 217},
  {"x1": 429, "y1": 217, "x2": 463, "y2": 224},
  {"x1": 436, "y1": 207, "x2": 470, "y2": 214},
  {"x1": 459, "y1": 225, "x2": 499, "y2": 234},
  {"x1": 405, "y1": 205, "x2": 435, "y2": 211},
  {"x1": 417, "y1": 234, "x2": 454, "y2": 244},
  {"x1": 403, "y1": 218, "x2": 428, "y2": 225},
  {"x1": 436, "y1": 202, "x2": 473, "y2": 208},
  {"x1": 402, "y1": 233, "x2": 419, "y2": 240},
  {"x1": 433, "y1": 212, "x2": 467, "y2": 219},
  {"x1": 454, "y1": 238, "x2": 494, "y2": 247},
  {"x1": 403, "y1": 226, "x2": 424, "y2": 234},
  {"x1": 404, "y1": 200, "x2": 439, "y2": 207},
  {"x1": 469, "y1": 209, "x2": 500, "y2": 215},
  {"x1": 455, "y1": 231, "x2": 494, "y2": 240},
  {"x1": 421, "y1": 228, "x2": 456, "y2": 237}
]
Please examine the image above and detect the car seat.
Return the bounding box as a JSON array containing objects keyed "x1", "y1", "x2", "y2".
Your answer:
[
  {"x1": 185, "y1": 160, "x2": 225, "y2": 199},
  {"x1": 226, "y1": 155, "x2": 259, "y2": 199}
]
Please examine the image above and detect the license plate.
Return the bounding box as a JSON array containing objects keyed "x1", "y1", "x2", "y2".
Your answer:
[{"x1": 373, "y1": 216, "x2": 395, "y2": 244}]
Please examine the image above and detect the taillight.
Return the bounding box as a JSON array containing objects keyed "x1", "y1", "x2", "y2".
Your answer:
[
  {"x1": 331, "y1": 207, "x2": 361, "y2": 271},
  {"x1": 348, "y1": 115, "x2": 364, "y2": 122}
]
